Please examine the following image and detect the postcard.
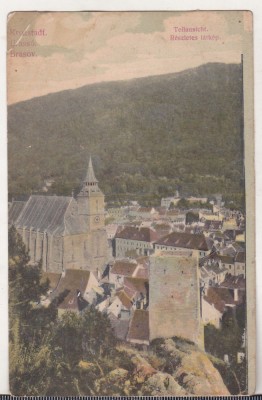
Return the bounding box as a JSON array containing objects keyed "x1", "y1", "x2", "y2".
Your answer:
[{"x1": 7, "y1": 10, "x2": 255, "y2": 395}]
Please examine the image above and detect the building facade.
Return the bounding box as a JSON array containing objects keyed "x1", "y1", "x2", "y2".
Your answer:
[{"x1": 10, "y1": 158, "x2": 108, "y2": 274}]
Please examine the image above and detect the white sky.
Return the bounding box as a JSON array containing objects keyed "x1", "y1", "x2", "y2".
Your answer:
[{"x1": 7, "y1": 10, "x2": 249, "y2": 104}]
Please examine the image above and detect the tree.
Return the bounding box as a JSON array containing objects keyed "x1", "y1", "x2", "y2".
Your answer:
[{"x1": 9, "y1": 227, "x2": 54, "y2": 395}]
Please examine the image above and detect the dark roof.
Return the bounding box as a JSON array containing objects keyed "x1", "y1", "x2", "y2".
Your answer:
[
  {"x1": 204, "y1": 264, "x2": 227, "y2": 275},
  {"x1": 127, "y1": 309, "x2": 149, "y2": 342},
  {"x1": 223, "y1": 230, "x2": 236, "y2": 241},
  {"x1": 235, "y1": 252, "x2": 245, "y2": 263},
  {"x1": 15, "y1": 195, "x2": 72, "y2": 235},
  {"x1": 220, "y1": 275, "x2": 246, "y2": 290},
  {"x1": 51, "y1": 269, "x2": 90, "y2": 311},
  {"x1": 115, "y1": 226, "x2": 157, "y2": 242},
  {"x1": 218, "y1": 255, "x2": 235, "y2": 264},
  {"x1": 9, "y1": 201, "x2": 26, "y2": 225},
  {"x1": 111, "y1": 260, "x2": 137, "y2": 277},
  {"x1": 155, "y1": 231, "x2": 212, "y2": 251}
]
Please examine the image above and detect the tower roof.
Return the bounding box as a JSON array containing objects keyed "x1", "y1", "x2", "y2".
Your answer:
[{"x1": 85, "y1": 157, "x2": 98, "y2": 183}]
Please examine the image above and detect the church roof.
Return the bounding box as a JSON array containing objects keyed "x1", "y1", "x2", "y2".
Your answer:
[
  {"x1": 9, "y1": 200, "x2": 26, "y2": 225},
  {"x1": 155, "y1": 231, "x2": 212, "y2": 251},
  {"x1": 15, "y1": 195, "x2": 72, "y2": 235}
]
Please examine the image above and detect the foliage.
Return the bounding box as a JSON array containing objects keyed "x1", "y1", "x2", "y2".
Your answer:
[
  {"x1": 9, "y1": 225, "x2": 246, "y2": 395},
  {"x1": 204, "y1": 305, "x2": 247, "y2": 394},
  {"x1": 9, "y1": 227, "x2": 119, "y2": 395},
  {"x1": 186, "y1": 211, "x2": 199, "y2": 224},
  {"x1": 8, "y1": 63, "x2": 244, "y2": 209}
]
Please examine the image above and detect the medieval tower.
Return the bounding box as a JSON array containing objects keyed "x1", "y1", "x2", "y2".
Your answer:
[{"x1": 149, "y1": 253, "x2": 204, "y2": 348}]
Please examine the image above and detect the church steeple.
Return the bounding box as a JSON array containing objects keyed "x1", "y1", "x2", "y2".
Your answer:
[
  {"x1": 80, "y1": 157, "x2": 100, "y2": 194},
  {"x1": 85, "y1": 157, "x2": 98, "y2": 185},
  {"x1": 77, "y1": 156, "x2": 105, "y2": 229}
]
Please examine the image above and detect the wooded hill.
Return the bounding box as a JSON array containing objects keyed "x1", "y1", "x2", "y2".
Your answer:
[{"x1": 8, "y1": 63, "x2": 245, "y2": 208}]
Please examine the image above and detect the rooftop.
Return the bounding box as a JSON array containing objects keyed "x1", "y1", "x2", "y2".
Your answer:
[
  {"x1": 155, "y1": 231, "x2": 212, "y2": 251},
  {"x1": 115, "y1": 226, "x2": 158, "y2": 242},
  {"x1": 51, "y1": 269, "x2": 90, "y2": 311},
  {"x1": 127, "y1": 309, "x2": 149, "y2": 343}
]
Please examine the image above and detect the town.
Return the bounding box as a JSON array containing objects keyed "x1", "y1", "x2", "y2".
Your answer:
[{"x1": 9, "y1": 158, "x2": 246, "y2": 361}]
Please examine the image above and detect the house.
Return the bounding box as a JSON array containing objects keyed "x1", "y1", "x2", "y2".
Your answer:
[
  {"x1": 108, "y1": 313, "x2": 130, "y2": 341},
  {"x1": 154, "y1": 231, "x2": 213, "y2": 258},
  {"x1": 219, "y1": 275, "x2": 246, "y2": 302},
  {"x1": 166, "y1": 210, "x2": 186, "y2": 225},
  {"x1": 217, "y1": 255, "x2": 235, "y2": 275},
  {"x1": 187, "y1": 196, "x2": 208, "y2": 204},
  {"x1": 234, "y1": 252, "x2": 246, "y2": 277},
  {"x1": 201, "y1": 293, "x2": 223, "y2": 328},
  {"x1": 161, "y1": 195, "x2": 180, "y2": 209},
  {"x1": 134, "y1": 207, "x2": 159, "y2": 220},
  {"x1": 201, "y1": 263, "x2": 228, "y2": 286},
  {"x1": 201, "y1": 287, "x2": 236, "y2": 328},
  {"x1": 105, "y1": 224, "x2": 122, "y2": 240},
  {"x1": 202, "y1": 284, "x2": 244, "y2": 328},
  {"x1": 114, "y1": 226, "x2": 158, "y2": 258},
  {"x1": 50, "y1": 269, "x2": 98, "y2": 315},
  {"x1": 106, "y1": 207, "x2": 125, "y2": 220},
  {"x1": 107, "y1": 294, "x2": 132, "y2": 318},
  {"x1": 153, "y1": 222, "x2": 173, "y2": 239},
  {"x1": 109, "y1": 259, "x2": 138, "y2": 288},
  {"x1": 204, "y1": 220, "x2": 223, "y2": 232},
  {"x1": 122, "y1": 276, "x2": 148, "y2": 308},
  {"x1": 9, "y1": 158, "x2": 108, "y2": 274}
]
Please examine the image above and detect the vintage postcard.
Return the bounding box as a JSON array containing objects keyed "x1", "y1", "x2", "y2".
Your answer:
[{"x1": 7, "y1": 11, "x2": 255, "y2": 395}]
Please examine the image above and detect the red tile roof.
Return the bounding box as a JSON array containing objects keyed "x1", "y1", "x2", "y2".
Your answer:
[
  {"x1": 123, "y1": 277, "x2": 148, "y2": 299},
  {"x1": 127, "y1": 309, "x2": 149, "y2": 342},
  {"x1": 115, "y1": 290, "x2": 133, "y2": 309},
  {"x1": 110, "y1": 260, "x2": 137, "y2": 277},
  {"x1": 115, "y1": 226, "x2": 158, "y2": 242},
  {"x1": 155, "y1": 231, "x2": 212, "y2": 251},
  {"x1": 204, "y1": 287, "x2": 234, "y2": 313}
]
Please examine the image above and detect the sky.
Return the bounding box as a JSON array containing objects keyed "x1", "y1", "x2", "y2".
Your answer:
[{"x1": 7, "y1": 11, "x2": 251, "y2": 104}]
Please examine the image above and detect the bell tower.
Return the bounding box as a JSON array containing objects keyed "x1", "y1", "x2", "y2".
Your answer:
[{"x1": 77, "y1": 157, "x2": 105, "y2": 230}]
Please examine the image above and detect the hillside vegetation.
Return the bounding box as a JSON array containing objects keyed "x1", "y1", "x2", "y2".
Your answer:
[{"x1": 8, "y1": 63, "x2": 244, "y2": 207}]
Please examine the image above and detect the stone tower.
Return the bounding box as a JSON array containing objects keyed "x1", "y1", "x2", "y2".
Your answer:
[
  {"x1": 77, "y1": 157, "x2": 105, "y2": 231},
  {"x1": 149, "y1": 253, "x2": 204, "y2": 348}
]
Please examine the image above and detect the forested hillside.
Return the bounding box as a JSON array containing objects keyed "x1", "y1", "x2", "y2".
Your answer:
[{"x1": 8, "y1": 63, "x2": 244, "y2": 207}]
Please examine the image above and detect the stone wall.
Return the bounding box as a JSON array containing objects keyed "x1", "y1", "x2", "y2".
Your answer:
[{"x1": 149, "y1": 254, "x2": 204, "y2": 348}]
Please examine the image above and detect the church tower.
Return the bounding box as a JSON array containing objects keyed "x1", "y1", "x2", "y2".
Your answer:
[{"x1": 77, "y1": 157, "x2": 105, "y2": 230}]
